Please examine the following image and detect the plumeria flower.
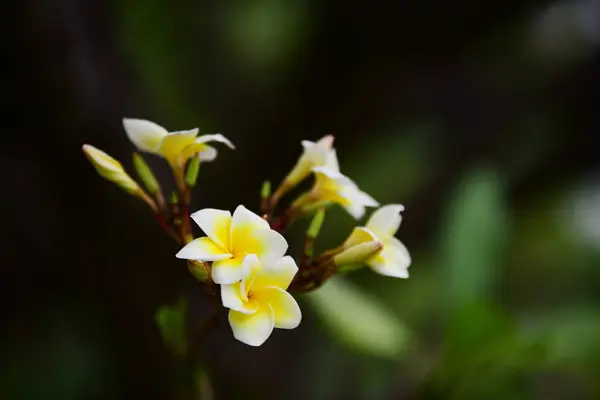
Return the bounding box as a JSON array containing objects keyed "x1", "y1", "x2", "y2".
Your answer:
[
  {"x1": 283, "y1": 135, "x2": 339, "y2": 186},
  {"x1": 298, "y1": 167, "x2": 379, "y2": 219},
  {"x1": 338, "y1": 204, "x2": 411, "y2": 278},
  {"x1": 176, "y1": 205, "x2": 288, "y2": 284},
  {"x1": 221, "y1": 254, "x2": 301, "y2": 346},
  {"x1": 122, "y1": 118, "x2": 235, "y2": 170}
]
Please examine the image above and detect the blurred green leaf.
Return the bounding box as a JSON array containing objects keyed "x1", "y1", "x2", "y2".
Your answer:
[
  {"x1": 305, "y1": 276, "x2": 410, "y2": 359},
  {"x1": 347, "y1": 125, "x2": 439, "y2": 203},
  {"x1": 222, "y1": 1, "x2": 309, "y2": 74},
  {"x1": 440, "y1": 167, "x2": 508, "y2": 308},
  {"x1": 155, "y1": 297, "x2": 188, "y2": 356},
  {"x1": 526, "y1": 307, "x2": 600, "y2": 368}
]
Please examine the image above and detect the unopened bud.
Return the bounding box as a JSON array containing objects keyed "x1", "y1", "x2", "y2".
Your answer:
[
  {"x1": 185, "y1": 156, "x2": 201, "y2": 187},
  {"x1": 334, "y1": 240, "x2": 383, "y2": 266},
  {"x1": 261, "y1": 180, "x2": 271, "y2": 200},
  {"x1": 188, "y1": 260, "x2": 209, "y2": 282},
  {"x1": 307, "y1": 208, "x2": 326, "y2": 239},
  {"x1": 133, "y1": 152, "x2": 161, "y2": 195},
  {"x1": 83, "y1": 144, "x2": 141, "y2": 195}
]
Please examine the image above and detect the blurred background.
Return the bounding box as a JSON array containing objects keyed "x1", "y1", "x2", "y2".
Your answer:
[{"x1": 4, "y1": 0, "x2": 600, "y2": 399}]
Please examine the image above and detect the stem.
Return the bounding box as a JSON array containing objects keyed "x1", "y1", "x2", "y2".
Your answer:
[{"x1": 174, "y1": 166, "x2": 194, "y2": 245}]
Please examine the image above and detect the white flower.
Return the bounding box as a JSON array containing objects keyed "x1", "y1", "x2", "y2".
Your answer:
[
  {"x1": 221, "y1": 254, "x2": 301, "y2": 346},
  {"x1": 339, "y1": 204, "x2": 411, "y2": 278},
  {"x1": 122, "y1": 118, "x2": 234, "y2": 169},
  {"x1": 175, "y1": 205, "x2": 288, "y2": 284},
  {"x1": 283, "y1": 135, "x2": 339, "y2": 186},
  {"x1": 305, "y1": 167, "x2": 379, "y2": 219}
]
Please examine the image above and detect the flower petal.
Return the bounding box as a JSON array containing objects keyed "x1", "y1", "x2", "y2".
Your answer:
[
  {"x1": 249, "y1": 256, "x2": 298, "y2": 291},
  {"x1": 344, "y1": 227, "x2": 379, "y2": 247},
  {"x1": 212, "y1": 257, "x2": 244, "y2": 284},
  {"x1": 366, "y1": 204, "x2": 404, "y2": 239},
  {"x1": 175, "y1": 237, "x2": 231, "y2": 261},
  {"x1": 190, "y1": 209, "x2": 231, "y2": 250},
  {"x1": 157, "y1": 129, "x2": 199, "y2": 166},
  {"x1": 221, "y1": 282, "x2": 258, "y2": 314},
  {"x1": 369, "y1": 237, "x2": 411, "y2": 278},
  {"x1": 194, "y1": 133, "x2": 235, "y2": 149},
  {"x1": 122, "y1": 118, "x2": 168, "y2": 153},
  {"x1": 250, "y1": 229, "x2": 289, "y2": 266},
  {"x1": 231, "y1": 205, "x2": 270, "y2": 233},
  {"x1": 228, "y1": 305, "x2": 274, "y2": 346},
  {"x1": 230, "y1": 205, "x2": 272, "y2": 251},
  {"x1": 254, "y1": 287, "x2": 301, "y2": 329},
  {"x1": 197, "y1": 146, "x2": 217, "y2": 162}
]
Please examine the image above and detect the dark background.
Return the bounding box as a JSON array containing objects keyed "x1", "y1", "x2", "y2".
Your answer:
[{"x1": 4, "y1": 0, "x2": 600, "y2": 399}]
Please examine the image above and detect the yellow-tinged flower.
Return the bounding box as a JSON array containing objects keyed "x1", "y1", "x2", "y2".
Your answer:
[
  {"x1": 221, "y1": 254, "x2": 301, "y2": 346},
  {"x1": 301, "y1": 167, "x2": 379, "y2": 219},
  {"x1": 176, "y1": 205, "x2": 288, "y2": 284},
  {"x1": 82, "y1": 144, "x2": 141, "y2": 195},
  {"x1": 283, "y1": 135, "x2": 339, "y2": 187},
  {"x1": 339, "y1": 204, "x2": 411, "y2": 278},
  {"x1": 122, "y1": 118, "x2": 235, "y2": 169}
]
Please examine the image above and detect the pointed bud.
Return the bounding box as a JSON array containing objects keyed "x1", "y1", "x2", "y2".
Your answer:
[
  {"x1": 188, "y1": 260, "x2": 209, "y2": 282},
  {"x1": 185, "y1": 156, "x2": 201, "y2": 187},
  {"x1": 132, "y1": 153, "x2": 161, "y2": 195},
  {"x1": 83, "y1": 145, "x2": 141, "y2": 195},
  {"x1": 261, "y1": 180, "x2": 271, "y2": 200},
  {"x1": 307, "y1": 208, "x2": 326, "y2": 240},
  {"x1": 169, "y1": 192, "x2": 179, "y2": 205},
  {"x1": 334, "y1": 240, "x2": 383, "y2": 267}
]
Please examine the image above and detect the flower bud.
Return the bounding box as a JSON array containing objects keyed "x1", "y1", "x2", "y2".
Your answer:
[
  {"x1": 185, "y1": 156, "x2": 201, "y2": 187},
  {"x1": 133, "y1": 152, "x2": 161, "y2": 195},
  {"x1": 333, "y1": 240, "x2": 383, "y2": 266},
  {"x1": 188, "y1": 260, "x2": 210, "y2": 282},
  {"x1": 83, "y1": 145, "x2": 141, "y2": 195}
]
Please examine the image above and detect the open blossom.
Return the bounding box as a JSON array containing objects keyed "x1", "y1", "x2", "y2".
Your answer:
[
  {"x1": 176, "y1": 205, "x2": 288, "y2": 284},
  {"x1": 301, "y1": 167, "x2": 378, "y2": 219},
  {"x1": 338, "y1": 204, "x2": 411, "y2": 278},
  {"x1": 283, "y1": 135, "x2": 339, "y2": 186},
  {"x1": 122, "y1": 118, "x2": 235, "y2": 169},
  {"x1": 221, "y1": 254, "x2": 301, "y2": 346}
]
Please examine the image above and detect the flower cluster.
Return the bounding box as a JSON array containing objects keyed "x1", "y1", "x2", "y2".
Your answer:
[{"x1": 83, "y1": 119, "x2": 411, "y2": 347}]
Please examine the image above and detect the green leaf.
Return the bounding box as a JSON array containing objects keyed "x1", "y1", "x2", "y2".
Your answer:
[
  {"x1": 305, "y1": 276, "x2": 410, "y2": 359},
  {"x1": 440, "y1": 167, "x2": 508, "y2": 308},
  {"x1": 155, "y1": 298, "x2": 188, "y2": 356}
]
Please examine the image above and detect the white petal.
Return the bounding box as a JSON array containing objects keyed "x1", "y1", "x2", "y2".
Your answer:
[
  {"x1": 122, "y1": 118, "x2": 168, "y2": 153},
  {"x1": 175, "y1": 237, "x2": 231, "y2": 261},
  {"x1": 194, "y1": 133, "x2": 235, "y2": 149},
  {"x1": 254, "y1": 287, "x2": 301, "y2": 329},
  {"x1": 240, "y1": 254, "x2": 261, "y2": 292},
  {"x1": 249, "y1": 256, "x2": 298, "y2": 291},
  {"x1": 211, "y1": 257, "x2": 245, "y2": 284},
  {"x1": 344, "y1": 201, "x2": 367, "y2": 220},
  {"x1": 221, "y1": 282, "x2": 258, "y2": 314},
  {"x1": 197, "y1": 146, "x2": 217, "y2": 162},
  {"x1": 324, "y1": 149, "x2": 340, "y2": 171},
  {"x1": 366, "y1": 204, "x2": 405, "y2": 239},
  {"x1": 344, "y1": 227, "x2": 379, "y2": 247},
  {"x1": 312, "y1": 166, "x2": 346, "y2": 180},
  {"x1": 253, "y1": 229, "x2": 289, "y2": 266},
  {"x1": 228, "y1": 305, "x2": 274, "y2": 346},
  {"x1": 369, "y1": 237, "x2": 411, "y2": 278},
  {"x1": 231, "y1": 205, "x2": 270, "y2": 232},
  {"x1": 190, "y1": 209, "x2": 231, "y2": 250}
]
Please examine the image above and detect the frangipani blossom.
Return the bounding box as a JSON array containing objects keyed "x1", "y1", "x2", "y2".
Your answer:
[
  {"x1": 303, "y1": 167, "x2": 379, "y2": 219},
  {"x1": 221, "y1": 254, "x2": 301, "y2": 346},
  {"x1": 284, "y1": 135, "x2": 339, "y2": 186},
  {"x1": 122, "y1": 118, "x2": 235, "y2": 169},
  {"x1": 339, "y1": 204, "x2": 411, "y2": 278},
  {"x1": 176, "y1": 205, "x2": 288, "y2": 284}
]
